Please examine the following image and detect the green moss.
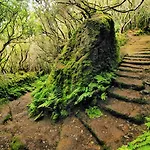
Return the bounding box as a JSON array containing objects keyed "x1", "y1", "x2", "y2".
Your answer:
[
  {"x1": 10, "y1": 137, "x2": 26, "y2": 150},
  {"x1": 29, "y1": 14, "x2": 118, "y2": 121},
  {"x1": 0, "y1": 98, "x2": 8, "y2": 105},
  {"x1": 134, "y1": 29, "x2": 144, "y2": 36}
]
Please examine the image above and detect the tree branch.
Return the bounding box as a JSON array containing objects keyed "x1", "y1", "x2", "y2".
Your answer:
[{"x1": 111, "y1": 0, "x2": 145, "y2": 13}]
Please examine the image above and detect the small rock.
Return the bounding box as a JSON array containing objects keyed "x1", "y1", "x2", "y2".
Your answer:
[
  {"x1": 43, "y1": 141, "x2": 46, "y2": 144},
  {"x1": 119, "y1": 124, "x2": 124, "y2": 127},
  {"x1": 90, "y1": 141, "x2": 94, "y2": 144},
  {"x1": 123, "y1": 135, "x2": 130, "y2": 139},
  {"x1": 142, "y1": 90, "x2": 150, "y2": 95}
]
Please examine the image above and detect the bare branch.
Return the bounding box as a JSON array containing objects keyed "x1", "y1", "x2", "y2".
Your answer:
[{"x1": 111, "y1": 0, "x2": 145, "y2": 13}]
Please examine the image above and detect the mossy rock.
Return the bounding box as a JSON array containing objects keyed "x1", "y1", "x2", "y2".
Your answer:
[
  {"x1": 29, "y1": 14, "x2": 119, "y2": 120},
  {"x1": 57, "y1": 14, "x2": 118, "y2": 71}
]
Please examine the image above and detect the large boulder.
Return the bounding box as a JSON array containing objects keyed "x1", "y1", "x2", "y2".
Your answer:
[{"x1": 29, "y1": 14, "x2": 119, "y2": 120}]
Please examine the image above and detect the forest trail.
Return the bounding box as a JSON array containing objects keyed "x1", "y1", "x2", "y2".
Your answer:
[{"x1": 0, "y1": 33, "x2": 150, "y2": 150}]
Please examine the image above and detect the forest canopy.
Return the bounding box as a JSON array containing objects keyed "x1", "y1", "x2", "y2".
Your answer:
[{"x1": 0, "y1": 0, "x2": 149, "y2": 74}]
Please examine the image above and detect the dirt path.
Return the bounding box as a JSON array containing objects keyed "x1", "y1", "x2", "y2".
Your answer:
[
  {"x1": 0, "y1": 33, "x2": 150, "y2": 150},
  {"x1": 120, "y1": 31, "x2": 150, "y2": 56}
]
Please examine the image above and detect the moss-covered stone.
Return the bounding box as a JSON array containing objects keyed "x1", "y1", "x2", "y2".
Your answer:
[{"x1": 29, "y1": 14, "x2": 119, "y2": 121}]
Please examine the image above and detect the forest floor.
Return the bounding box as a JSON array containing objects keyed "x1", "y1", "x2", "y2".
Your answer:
[{"x1": 0, "y1": 32, "x2": 150, "y2": 150}]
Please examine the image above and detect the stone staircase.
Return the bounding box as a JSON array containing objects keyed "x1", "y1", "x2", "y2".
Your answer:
[
  {"x1": 57, "y1": 49, "x2": 150, "y2": 150},
  {"x1": 1, "y1": 49, "x2": 150, "y2": 150}
]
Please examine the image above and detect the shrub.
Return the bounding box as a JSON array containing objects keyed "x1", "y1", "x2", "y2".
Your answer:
[
  {"x1": 0, "y1": 72, "x2": 37, "y2": 104},
  {"x1": 134, "y1": 29, "x2": 144, "y2": 36},
  {"x1": 86, "y1": 106, "x2": 103, "y2": 119},
  {"x1": 116, "y1": 32, "x2": 128, "y2": 47}
]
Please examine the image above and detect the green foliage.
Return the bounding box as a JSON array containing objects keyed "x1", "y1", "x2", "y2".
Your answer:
[
  {"x1": 118, "y1": 117, "x2": 150, "y2": 150},
  {"x1": 10, "y1": 137, "x2": 26, "y2": 150},
  {"x1": 29, "y1": 15, "x2": 118, "y2": 121},
  {"x1": 0, "y1": 98, "x2": 8, "y2": 105},
  {"x1": 86, "y1": 106, "x2": 103, "y2": 119},
  {"x1": 101, "y1": 92, "x2": 107, "y2": 101},
  {"x1": 29, "y1": 72, "x2": 115, "y2": 121},
  {"x1": 134, "y1": 29, "x2": 144, "y2": 36},
  {"x1": 0, "y1": 72, "x2": 37, "y2": 104},
  {"x1": 145, "y1": 117, "x2": 150, "y2": 130},
  {"x1": 116, "y1": 33, "x2": 128, "y2": 47},
  {"x1": 118, "y1": 132, "x2": 150, "y2": 150}
]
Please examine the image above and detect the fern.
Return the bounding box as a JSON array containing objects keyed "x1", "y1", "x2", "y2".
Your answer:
[
  {"x1": 94, "y1": 75, "x2": 107, "y2": 84},
  {"x1": 74, "y1": 91, "x2": 94, "y2": 105},
  {"x1": 118, "y1": 117, "x2": 150, "y2": 150},
  {"x1": 29, "y1": 72, "x2": 115, "y2": 120},
  {"x1": 145, "y1": 117, "x2": 150, "y2": 130},
  {"x1": 60, "y1": 110, "x2": 68, "y2": 117},
  {"x1": 101, "y1": 92, "x2": 107, "y2": 101},
  {"x1": 86, "y1": 106, "x2": 103, "y2": 119},
  {"x1": 89, "y1": 82, "x2": 98, "y2": 91},
  {"x1": 38, "y1": 100, "x2": 52, "y2": 108}
]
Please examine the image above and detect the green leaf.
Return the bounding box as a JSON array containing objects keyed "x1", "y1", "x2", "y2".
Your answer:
[
  {"x1": 101, "y1": 92, "x2": 107, "y2": 101},
  {"x1": 88, "y1": 82, "x2": 98, "y2": 91},
  {"x1": 38, "y1": 100, "x2": 52, "y2": 108},
  {"x1": 85, "y1": 106, "x2": 103, "y2": 119},
  {"x1": 74, "y1": 91, "x2": 93, "y2": 105},
  {"x1": 34, "y1": 112, "x2": 44, "y2": 121}
]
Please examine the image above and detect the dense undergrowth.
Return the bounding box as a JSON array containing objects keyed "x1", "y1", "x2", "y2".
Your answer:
[
  {"x1": 0, "y1": 72, "x2": 37, "y2": 105},
  {"x1": 29, "y1": 72, "x2": 116, "y2": 121}
]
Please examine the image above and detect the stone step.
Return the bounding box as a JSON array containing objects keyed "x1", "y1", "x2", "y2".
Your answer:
[
  {"x1": 56, "y1": 117, "x2": 101, "y2": 150},
  {"x1": 129, "y1": 55, "x2": 150, "y2": 58},
  {"x1": 120, "y1": 63, "x2": 144, "y2": 69},
  {"x1": 140, "y1": 48, "x2": 150, "y2": 50},
  {"x1": 116, "y1": 71, "x2": 142, "y2": 79},
  {"x1": 119, "y1": 66, "x2": 143, "y2": 73},
  {"x1": 76, "y1": 112, "x2": 144, "y2": 150},
  {"x1": 100, "y1": 98, "x2": 150, "y2": 124},
  {"x1": 114, "y1": 77, "x2": 144, "y2": 90},
  {"x1": 134, "y1": 51, "x2": 150, "y2": 55},
  {"x1": 122, "y1": 59, "x2": 150, "y2": 65},
  {"x1": 120, "y1": 63, "x2": 150, "y2": 70},
  {"x1": 124, "y1": 56, "x2": 150, "y2": 61},
  {"x1": 108, "y1": 87, "x2": 146, "y2": 104}
]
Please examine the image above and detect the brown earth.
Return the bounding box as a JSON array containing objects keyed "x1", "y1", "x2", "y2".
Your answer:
[
  {"x1": 0, "y1": 32, "x2": 150, "y2": 150},
  {"x1": 120, "y1": 31, "x2": 150, "y2": 56}
]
